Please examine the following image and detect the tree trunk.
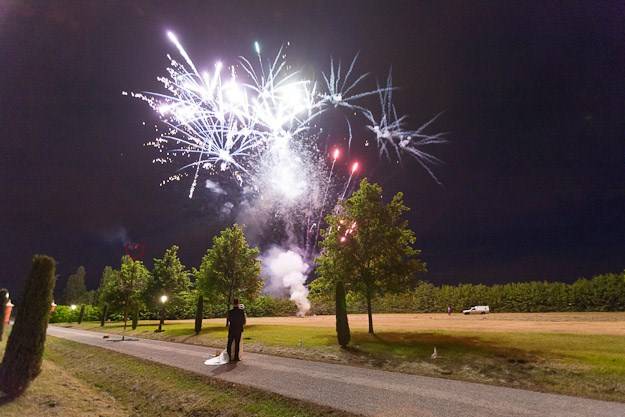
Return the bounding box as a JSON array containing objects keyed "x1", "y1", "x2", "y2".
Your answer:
[
  {"x1": 77, "y1": 305, "x2": 85, "y2": 324},
  {"x1": 122, "y1": 307, "x2": 128, "y2": 341},
  {"x1": 100, "y1": 304, "x2": 108, "y2": 327},
  {"x1": 131, "y1": 306, "x2": 139, "y2": 330},
  {"x1": 194, "y1": 294, "x2": 204, "y2": 335},
  {"x1": 366, "y1": 286, "x2": 374, "y2": 334},
  {"x1": 335, "y1": 281, "x2": 351, "y2": 347}
]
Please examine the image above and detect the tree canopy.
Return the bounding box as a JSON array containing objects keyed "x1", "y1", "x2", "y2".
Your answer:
[
  {"x1": 146, "y1": 245, "x2": 190, "y2": 311},
  {"x1": 63, "y1": 266, "x2": 87, "y2": 305},
  {"x1": 316, "y1": 179, "x2": 426, "y2": 333},
  {"x1": 195, "y1": 224, "x2": 261, "y2": 310},
  {"x1": 98, "y1": 256, "x2": 150, "y2": 334}
]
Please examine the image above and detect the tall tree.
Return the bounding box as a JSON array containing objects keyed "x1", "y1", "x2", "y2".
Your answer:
[
  {"x1": 146, "y1": 245, "x2": 190, "y2": 316},
  {"x1": 0, "y1": 255, "x2": 56, "y2": 398},
  {"x1": 63, "y1": 266, "x2": 87, "y2": 305},
  {"x1": 98, "y1": 256, "x2": 150, "y2": 340},
  {"x1": 317, "y1": 179, "x2": 426, "y2": 334},
  {"x1": 196, "y1": 224, "x2": 261, "y2": 311}
]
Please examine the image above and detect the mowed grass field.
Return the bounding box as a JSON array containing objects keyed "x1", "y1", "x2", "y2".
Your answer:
[{"x1": 66, "y1": 312, "x2": 625, "y2": 402}]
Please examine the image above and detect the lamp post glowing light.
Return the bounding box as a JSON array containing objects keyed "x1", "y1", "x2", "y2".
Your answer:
[
  {"x1": 157, "y1": 294, "x2": 168, "y2": 332},
  {"x1": 70, "y1": 304, "x2": 77, "y2": 311}
]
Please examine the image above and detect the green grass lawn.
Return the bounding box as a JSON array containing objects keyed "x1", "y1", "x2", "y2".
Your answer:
[
  {"x1": 66, "y1": 319, "x2": 625, "y2": 402},
  {"x1": 0, "y1": 327, "x2": 356, "y2": 417}
]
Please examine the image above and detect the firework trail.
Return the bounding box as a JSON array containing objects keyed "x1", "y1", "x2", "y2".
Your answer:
[
  {"x1": 340, "y1": 161, "x2": 360, "y2": 200},
  {"x1": 309, "y1": 147, "x2": 341, "y2": 254}
]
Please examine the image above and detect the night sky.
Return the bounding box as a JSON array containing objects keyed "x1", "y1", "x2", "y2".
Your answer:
[{"x1": 2, "y1": 1, "x2": 625, "y2": 297}]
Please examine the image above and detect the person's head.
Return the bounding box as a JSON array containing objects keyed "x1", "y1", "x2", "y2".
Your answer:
[{"x1": 233, "y1": 298, "x2": 239, "y2": 307}]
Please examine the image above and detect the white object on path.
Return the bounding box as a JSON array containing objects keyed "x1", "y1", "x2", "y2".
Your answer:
[
  {"x1": 431, "y1": 347, "x2": 437, "y2": 359},
  {"x1": 204, "y1": 349, "x2": 230, "y2": 365}
]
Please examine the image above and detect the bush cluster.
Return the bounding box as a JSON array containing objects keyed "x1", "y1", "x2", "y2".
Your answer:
[
  {"x1": 310, "y1": 272, "x2": 625, "y2": 314},
  {"x1": 55, "y1": 271, "x2": 625, "y2": 322},
  {"x1": 49, "y1": 304, "x2": 101, "y2": 323}
]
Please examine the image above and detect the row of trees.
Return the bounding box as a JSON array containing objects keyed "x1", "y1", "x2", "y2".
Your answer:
[
  {"x1": 56, "y1": 179, "x2": 625, "y2": 348},
  {"x1": 92, "y1": 225, "x2": 261, "y2": 334},
  {"x1": 309, "y1": 274, "x2": 625, "y2": 315}
]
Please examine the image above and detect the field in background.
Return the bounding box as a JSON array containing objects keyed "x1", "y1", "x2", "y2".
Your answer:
[
  {"x1": 66, "y1": 312, "x2": 625, "y2": 402},
  {"x1": 180, "y1": 312, "x2": 625, "y2": 335}
]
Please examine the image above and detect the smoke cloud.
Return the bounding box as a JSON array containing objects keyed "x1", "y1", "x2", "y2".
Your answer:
[
  {"x1": 261, "y1": 247, "x2": 311, "y2": 316},
  {"x1": 205, "y1": 179, "x2": 227, "y2": 195}
]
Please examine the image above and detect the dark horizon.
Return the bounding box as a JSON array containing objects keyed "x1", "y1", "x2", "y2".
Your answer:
[{"x1": 2, "y1": 1, "x2": 625, "y2": 298}]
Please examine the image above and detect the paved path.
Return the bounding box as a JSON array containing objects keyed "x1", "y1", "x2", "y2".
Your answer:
[{"x1": 48, "y1": 326, "x2": 625, "y2": 417}]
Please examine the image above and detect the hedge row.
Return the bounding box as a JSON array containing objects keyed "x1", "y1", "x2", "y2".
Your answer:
[{"x1": 310, "y1": 273, "x2": 625, "y2": 314}]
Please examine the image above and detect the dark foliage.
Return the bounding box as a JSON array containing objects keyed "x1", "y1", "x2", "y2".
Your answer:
[
  {"x1": 0, "y1": 289, "x2": 8, "y2": 342},
  {"x1": 100, "y1": 304, "x2": 108, "y2": 327},
  {"x1": 131, "y1": 306, "x2": 139, "y2": 330},
  {"x1": 77, "y1": 305, "x2": 85, "y2": 324},
  {"x1": 0, "y1": 255, "x2": 56, "y2": 398},
  {"x1": 194, "y1": 294, "x2": 204, "y2": 335},
  {"x1": 335, "y1": 281, "x2": 350, "y2": 347}
]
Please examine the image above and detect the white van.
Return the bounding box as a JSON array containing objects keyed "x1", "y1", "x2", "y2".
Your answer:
[{"x1": 462, "y1": 305, "x2": 490, "y2": 315}]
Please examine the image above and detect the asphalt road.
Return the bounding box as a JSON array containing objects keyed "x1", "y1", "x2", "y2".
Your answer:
[{"x1": 48, "y1": 326, "x2": 625, "y2": 417}]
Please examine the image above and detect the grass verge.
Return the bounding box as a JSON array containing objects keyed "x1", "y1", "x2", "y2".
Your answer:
[
  {"x1": 0, "y1": 328, "x2": 356, "y2": 417},
  {"x1": 0, "y1": 329, "x2": 125, "y2": 417},
  {"x1": 68, "y1": 318, "x2": 625, "y2": 402},
  {"x1": 43, "y1": 336, "x2": 355, "y2": 417}
]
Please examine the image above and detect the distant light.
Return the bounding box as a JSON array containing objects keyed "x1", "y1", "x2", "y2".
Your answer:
[
  {"x1": 70, "y1": 304, "x2": 77, "y2": 310},
  {"x1": 351, "y1": 161, "x2": 359, "y2": 174},
  {"x1": 160, "y1": 295, "x2": 169, "y2": 304},
  {"x1": 332, "y1": 148, "x2": 340, "y2": 161},
  {"x1": 254, "y1": 41, "x2": 261, "y2": 54}
]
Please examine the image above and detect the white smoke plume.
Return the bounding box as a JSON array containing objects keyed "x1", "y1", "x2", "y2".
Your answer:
[
  {"x1": 261, "y1": 247, "x2": 311, "y2": 316},
  {"x1": 205, "y1": 179, "x2": 227, "y2": 195}
]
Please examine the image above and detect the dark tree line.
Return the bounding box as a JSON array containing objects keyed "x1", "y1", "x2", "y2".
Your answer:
[{"x1": 311, "y1": 273, "x2": 625, "y2": 314}]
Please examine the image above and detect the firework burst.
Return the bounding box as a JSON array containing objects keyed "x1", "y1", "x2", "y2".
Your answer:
[{"x1": 127, "y1": 31, "x2": 445, "y2": 200}]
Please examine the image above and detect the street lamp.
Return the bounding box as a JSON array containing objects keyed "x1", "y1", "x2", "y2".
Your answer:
[
  {"x1": 157, "y1": 295, "x2": 168, "y2": 332},
  {"x1": 70, "y1": 304, "x2": 77, "y2": 310}
]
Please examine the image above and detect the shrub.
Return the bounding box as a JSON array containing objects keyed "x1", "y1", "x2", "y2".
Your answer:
[
  {"x1": 49, "y1": 305, "x2": 101, "y2": 323},
  {"x1": 0, "y1": 255, "x2": 56, "y2": 398},
  {"x1": 245, "y1": 295, "x2": 297, "y2": 317}
]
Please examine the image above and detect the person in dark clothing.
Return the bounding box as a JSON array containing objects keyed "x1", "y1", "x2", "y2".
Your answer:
[{"x1": 226, "y1": 298, "x2": 246, "y2": 362}]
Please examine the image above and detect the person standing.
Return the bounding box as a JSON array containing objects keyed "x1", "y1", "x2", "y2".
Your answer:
[
  {"x1": 447, "y1": 305, "x2": 452, "y2": 316},
  {"x1": 226, "y1": 298, "x2": 246, "y2": 362}
]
